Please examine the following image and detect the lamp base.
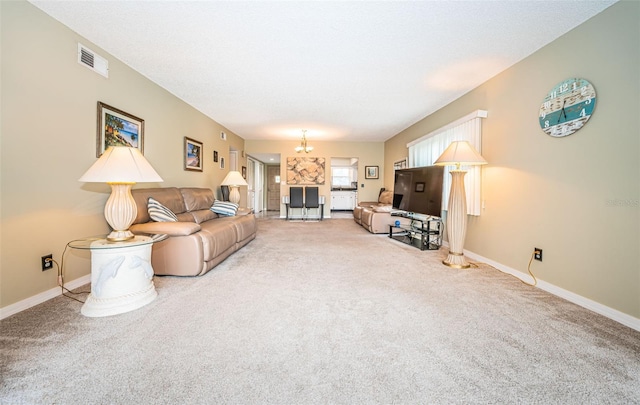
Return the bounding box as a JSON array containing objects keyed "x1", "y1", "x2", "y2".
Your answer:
[
  {"x1": 105, "y1": 182, "x2": 137, "y2": 243},
  {"x1": 442, "y1": 251, "x2": 471, "y2": 269},
  {"x1": 107, "y1": 230, "x2": 135, "y2": 242},
  {"x1": 444, "y1": 170, "x2": 470, "y2": 270},
  {"x1": 229, "y1": 186, "x2": 240, "y2": 204}
]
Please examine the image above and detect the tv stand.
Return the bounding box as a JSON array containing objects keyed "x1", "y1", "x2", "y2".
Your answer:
[{"x1": 389, "y1": 212, "x2": 442, "y2": 250}]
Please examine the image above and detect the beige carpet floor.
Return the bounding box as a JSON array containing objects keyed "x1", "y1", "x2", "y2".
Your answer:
[{"x1": 1, "y1": 217, "x2": 639, "y2": 404}]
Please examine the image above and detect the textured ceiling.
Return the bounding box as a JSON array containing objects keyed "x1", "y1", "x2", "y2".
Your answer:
[{"x1": 30, "y1": 0, "x2": 616, "y2": 142}]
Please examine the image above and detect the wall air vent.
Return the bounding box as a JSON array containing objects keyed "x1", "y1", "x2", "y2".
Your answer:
[{"x1": 77, "y1": 43, "x2": 108, "y2": 78}]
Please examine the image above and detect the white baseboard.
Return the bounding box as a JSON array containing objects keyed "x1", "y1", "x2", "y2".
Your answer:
[
  {"x1": 463, "y1": 248, "x2": 640, "y2": 332},
  {"x1": 4, "y1": 246, "x2": 639, "y2": 332},
  {"x1": 0, "y1": 275, "x2": 91, "y2": 320}
]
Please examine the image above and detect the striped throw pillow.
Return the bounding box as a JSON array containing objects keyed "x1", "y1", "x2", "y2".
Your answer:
[
  {"x1": 210, "y1": 200, "x2": 239, "y2": 217},
  {"x1": 148, "y1": 197, "x2": 178, "y2": 222}
]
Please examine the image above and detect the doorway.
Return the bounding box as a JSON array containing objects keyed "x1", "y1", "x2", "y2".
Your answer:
[
  {"x1": 247, "y1": 157, "x2": 266, "y2": 213},
  {"x1": 266, "y1": 165, "x2": 281, "y2": 211}
]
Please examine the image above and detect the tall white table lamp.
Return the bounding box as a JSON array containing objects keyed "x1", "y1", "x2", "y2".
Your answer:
[
  {"x1": 434, "y1": 141, "x2": 487, "y2": 269},
  {"x1": 79, "y1": 146, "x2": 163, "y2": 241},
  {"x1": 221, "y1": 170, "x2": 248, "y2": 205}
]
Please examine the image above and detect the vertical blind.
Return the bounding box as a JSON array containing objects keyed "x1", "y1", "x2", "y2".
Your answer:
[{"x1": 407, "y1": 110, "x2": 487, "y2": 216}]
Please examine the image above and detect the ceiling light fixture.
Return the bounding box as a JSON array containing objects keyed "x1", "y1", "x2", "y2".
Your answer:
[{"x1": 295, "y1": 130, "x2": 313, "y2": 153}]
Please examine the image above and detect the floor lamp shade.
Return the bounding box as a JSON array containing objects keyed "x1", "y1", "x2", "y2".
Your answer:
[
  {"x1": 221, "y1": 171, "x2": 248, "y2": 205},
  {"x1": 434, "y1": 141, "x2": 487, "y2": 269},
  {"x1": 79, "y1": 147, "x2": 163, "y2": 241}
]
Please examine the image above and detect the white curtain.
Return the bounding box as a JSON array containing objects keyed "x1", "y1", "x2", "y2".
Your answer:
[{"x1": 407, "y1": 110, "x2": 486, "y2": 216}]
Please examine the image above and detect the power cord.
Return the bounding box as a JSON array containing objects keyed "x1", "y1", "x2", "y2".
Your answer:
[
  {"x1": 468, "y1": 251, "x2": 538, "y2": 287},
  {"x1": 48, "y1": 243, "x2": 90, "y2": 304}
]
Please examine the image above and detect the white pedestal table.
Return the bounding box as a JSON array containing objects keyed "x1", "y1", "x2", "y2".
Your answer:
[{"x1": 69, "y1": 234, "x2": 166, "y2": 317}]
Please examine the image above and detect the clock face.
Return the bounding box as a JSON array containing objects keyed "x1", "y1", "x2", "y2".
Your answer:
[{"x1": 539, "y1": 78, "x2": 596, "y2": 137}]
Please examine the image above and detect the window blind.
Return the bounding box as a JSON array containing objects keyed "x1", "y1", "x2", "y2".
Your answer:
[{"x1": 407, "y1": 110, "x2": 487, "y2": 216}]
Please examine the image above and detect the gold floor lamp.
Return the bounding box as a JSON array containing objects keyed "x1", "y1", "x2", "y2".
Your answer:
[{"x1": 434, "y1": 141, "x2": 487, "y2": 269}]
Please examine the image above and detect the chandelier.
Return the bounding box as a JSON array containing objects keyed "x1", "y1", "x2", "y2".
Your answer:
[{"x1": 295, "y1": 129, "x2": 313, "y2": 153}]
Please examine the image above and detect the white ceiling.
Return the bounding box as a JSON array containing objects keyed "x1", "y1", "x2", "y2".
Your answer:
[{"x1": 31, "y1": 0, "x2": 616, "y2": 143}]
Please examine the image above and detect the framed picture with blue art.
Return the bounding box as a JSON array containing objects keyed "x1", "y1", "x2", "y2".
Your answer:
[
  {"x1": 184, "y1": 137, "x2": 203, "y2": 172},
  {"x1": 97, "y1": 102, "x2": 144, "y2": 157}
]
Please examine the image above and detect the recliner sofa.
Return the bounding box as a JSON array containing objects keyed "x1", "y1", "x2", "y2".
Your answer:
[
  {"x1": 354, "y1": 189, "x2": 396, "y2": 233},
  {"x1": 129, "y1": 187, "x2": 256, "y2": 276}
]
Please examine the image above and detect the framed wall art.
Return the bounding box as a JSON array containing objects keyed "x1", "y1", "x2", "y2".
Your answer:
[
  {"x1": 96, "y1": 102, "x2": 144, "y2": 157},
  {"x1": 213, "y1": 150, "x2": 218, "y2": 163},
  {"x1": 220, "y1": 157, "x2": 225, "y2": 169},
  {"x1": 242, "y1": 166, "x2": 247, "y2": 179},
  {"x1": 365, "y1": 166, "x2": 379, "y2": 179},
  {"x1": 286, "y1": 157, "x2": 325, "y2": 185},
  {"x1": 184, "y1": 137, "x2": 203, "y2": 172}
]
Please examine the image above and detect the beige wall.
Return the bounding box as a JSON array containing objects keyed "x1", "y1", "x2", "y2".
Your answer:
[
  {"x1": 385, "y1": 2, "x2": 639, "y2": 318},
  {"x1": 245, "y1": 140, "x2": 385, "y2": 218},
  {"x1": 2, "y1": 0, "x2": 637, "y2": 323},
  {"x1": 0, "y1": 1, "x2": 247, "y2": 308}
]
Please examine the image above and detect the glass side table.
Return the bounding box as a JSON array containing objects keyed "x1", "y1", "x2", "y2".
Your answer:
[{"x1": 68, "y1": 234, "x2": 167, "y2": 317}]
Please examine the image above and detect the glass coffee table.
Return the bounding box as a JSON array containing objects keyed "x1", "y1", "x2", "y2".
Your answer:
[{"x1": 68, "y1": 234, "x2": 167, "y2": 317}]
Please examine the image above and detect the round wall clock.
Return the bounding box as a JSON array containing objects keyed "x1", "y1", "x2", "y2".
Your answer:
[{"x1": 539, "y1": 78, "x2": 596, "y2": 137}]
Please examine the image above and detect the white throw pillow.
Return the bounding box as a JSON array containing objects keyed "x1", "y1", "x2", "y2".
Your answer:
[
  {"x1": 210, "y1": 200, "x2": 239, "y2": 217},
  {"x1": 148, "y1": 197, "x2": 178, "y2": 222}
]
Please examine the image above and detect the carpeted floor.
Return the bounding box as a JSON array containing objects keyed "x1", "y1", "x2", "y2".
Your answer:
[{"x1": 1, "y1": 217, "x2": 639, "y2": 404}]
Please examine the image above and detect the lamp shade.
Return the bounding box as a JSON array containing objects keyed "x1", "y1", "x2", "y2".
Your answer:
[
  {"x1": 79, "y1": 146, "x2": 163, "y2": 183},
  {"x1": 434, "y1": 141, "x2": 487, "y2": 168},
  {"x1": 221, "y1": 171, "x2": 248, "y2": 187}
]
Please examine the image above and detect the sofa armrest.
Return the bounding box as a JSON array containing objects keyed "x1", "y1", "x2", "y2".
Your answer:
[
  {"x1": 130, "y1": 221, "x2": 201, "y2": 236},
  {"x1": 236, "y1": 208, "x2": 253, "y2": 216},
  {"x1": 357, "y1": 201, "x2": 378, "y2": 208},
  {"x1": 373, "y1": 205, "x2": 392, "y2": 213}
]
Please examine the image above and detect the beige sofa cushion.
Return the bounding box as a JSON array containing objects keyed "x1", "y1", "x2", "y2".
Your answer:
[
  {"x1": 132, "y1": 187, "x2": 186, "y2": 225},
  {"x1": 181, "y1": 188, "x2": 215, "y2": 211},
  {"x1": 198, "y1": 221, "x2": 237, "y2": 261},
  {"x1": 190, "y1": 209, "x2": 219, "y2": 224},
  {"x1": 378, "y1": 190, "x2": 393, "y2": 205}
]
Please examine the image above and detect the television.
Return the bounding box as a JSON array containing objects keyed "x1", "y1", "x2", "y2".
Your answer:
[{"x1": 392, "y1": 166, "x2": 445, "y2": 218}]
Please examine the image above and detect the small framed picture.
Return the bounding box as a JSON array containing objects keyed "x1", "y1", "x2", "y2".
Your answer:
[
  {"x1": 220, "y1": 157, "x2": 225, "y2": 169},
  {"x1": 184, "y1": 137, "x2": 203, "y2": 172},
  {"x1": 96, "y1": 102, "x2": 144, "y2": 157},
  {"x1": 220, "y1": 131, "x2": 227, "y2": 140},
  {"x1": 213, "y1": 150, "x2": 218, "y2": 162},
  {"x1": 242, "y1": 166, "x2": 247, "y2": 179},
  {"x1": 365, "y1": 166, "x2": 379, "y2": 179},
  {"x1": 415, "y1": 182, "x2": 425, "y2": 192}
]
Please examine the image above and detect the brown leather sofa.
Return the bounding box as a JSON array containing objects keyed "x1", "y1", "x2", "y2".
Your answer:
[
  {"x1": 129, "y1": 187, "x2": 256, "y2": 276},
  {"x1": 354, "y1": 189, "x2": 397, "y2": 234}
]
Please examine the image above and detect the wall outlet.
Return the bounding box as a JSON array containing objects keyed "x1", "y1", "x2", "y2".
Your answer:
[
  {"x1": 41, "y1": 254, "x2": 53, "y2": 271},
  {"x1": 534, "y1": 248, "x2": 543, "y2": 262}
]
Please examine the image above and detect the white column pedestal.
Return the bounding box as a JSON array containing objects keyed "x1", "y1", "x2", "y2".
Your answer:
[{"x1": 81, "y1": 238, "x2": 157, "y2": 317}]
